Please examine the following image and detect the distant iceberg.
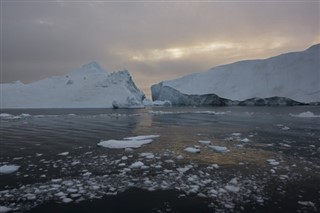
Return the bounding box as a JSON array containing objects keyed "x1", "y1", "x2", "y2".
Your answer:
[
  {"x1": 151, "y1": 44, "x2": 320, "y2": 106},
  {"x1": 1, "y1": 61, "x2": 145, "y2": 108}
]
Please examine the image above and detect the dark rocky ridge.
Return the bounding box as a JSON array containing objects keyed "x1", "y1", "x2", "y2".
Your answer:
[{"x1": 151, "y1": 83, "x2": 307, "y2": 106}]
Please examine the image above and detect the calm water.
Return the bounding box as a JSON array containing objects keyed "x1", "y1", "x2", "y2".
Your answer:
[{"x1": 0, "y1": 106, "x2": 320, "y2": 212}]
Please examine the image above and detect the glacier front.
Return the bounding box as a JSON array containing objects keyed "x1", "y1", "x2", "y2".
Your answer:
[
  {"x1": 152, "y1": 44, "x2": 320, "y2": 106},
  {"x1": 1, "y1": 61, "x2": 145, "y2": 108}
]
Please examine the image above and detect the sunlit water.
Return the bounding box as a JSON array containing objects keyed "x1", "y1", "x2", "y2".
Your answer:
[{"x1": 0, "y1": 106, "x2": 319, "y2": 212}]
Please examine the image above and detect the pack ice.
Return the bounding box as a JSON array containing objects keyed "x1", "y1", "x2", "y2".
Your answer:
[{"x1": 1, "y1": 61, "x2": 145, "y2": 108}]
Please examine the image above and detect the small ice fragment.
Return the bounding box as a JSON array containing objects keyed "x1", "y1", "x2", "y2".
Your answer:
[
  {"x1": 198, "y1": 140, "x2": 210, "y2": 145},
  {"x1": 241, "y1": 138, "x2": 250, "y2": 143},
  {"x1": 130, "y1": 161, "x2": 144, "y2": 169},
  {"x1": 62, "y1": 197, "x2": 73, "y2": 203},
  {"x1": 225, "y1": 185, "x2": 240, "y2": 193},
  {"x1": 209, "y1": 145, "x2": 228, "y2": 153},
  {"x1": 297, "y1": 201, "x2": 315, "y2": 208},
  {"x1": 0, "y1": 206, "x2": 12, "y2": 213},
  {"x1": 267, "y1": 159, "x2": 280, "y2": 166},
  {"x1": 282, "y1": 126, "x2": 290, "y2": 131},
  {"x1": 0, "y1": 165, "x2": 20, "y2": 174},
  {"x1": 58, "y1": 152, "x2": 69, "y2": 156},
  {"x1": 184, "y1": 147, "x2": 200, "y2": 153}
]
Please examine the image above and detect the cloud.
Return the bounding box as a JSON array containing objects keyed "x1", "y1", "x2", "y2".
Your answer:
[{"x1": 2, "y1": 1, "x2": 319, "y2": 98}]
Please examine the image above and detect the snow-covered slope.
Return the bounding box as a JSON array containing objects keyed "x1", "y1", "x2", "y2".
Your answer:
[
  {"x1": 1, "y1": 61, "x2": 145, "y2": 108},
  {"x1": 152, "y1": 44, "x2": 320, "y2": 105}
]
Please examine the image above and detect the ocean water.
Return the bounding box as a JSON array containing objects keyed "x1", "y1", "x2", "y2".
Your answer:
[{"x1": 0, "y1": 106, "x2": 319, "y2": 212}]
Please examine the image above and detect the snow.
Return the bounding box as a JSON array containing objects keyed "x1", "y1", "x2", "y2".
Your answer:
[
  {"x1": 1, "y1": 61, "x2": 145, "y2": 108},
  {"x1": 290, "y1": 111, "x2": 320, "y2": 118},
  {"x1": 152, "y1": 44, "x2": 320, "y2": 103},
  {"x1": 97, "y1": 135, "x2": 159, "y2": 149},
  {"x1": 184, "y1": 147, "x2": 200, "y2": 153},
  {"x1": 0, "y1": 165, "x2": 20, "y2": 174}
]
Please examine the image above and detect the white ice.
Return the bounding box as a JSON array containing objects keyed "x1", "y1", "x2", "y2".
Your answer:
[
  {"x1": 0, "y1": 165, "x2": 20, "y2": 174},
  {"x1": 290, "y1": 111, "x2": 320, "y2": 118},
  {"x1": 184, "y1": 147, "x2": 200, "y2": 153},
  {"x1": 98, "y1": 135, "x2": 159, "y2": 149},
  {"x1": 209, "y1": 145, "x2": 228, "y2": 153}
]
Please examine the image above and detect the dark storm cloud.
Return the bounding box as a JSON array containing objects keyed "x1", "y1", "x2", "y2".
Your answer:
[{"x1": 1, "y1": 1, "x2": 319, "y2": 97}]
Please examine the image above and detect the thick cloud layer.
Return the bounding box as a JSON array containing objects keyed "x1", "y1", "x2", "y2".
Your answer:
[{"x1": 2, "y1": 1, "x2": 319, "y2": 97}]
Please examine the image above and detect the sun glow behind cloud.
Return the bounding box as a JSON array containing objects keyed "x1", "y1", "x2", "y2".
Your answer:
[{"x1": 129, "y1": 42, "x2": 235, "y2": 61}]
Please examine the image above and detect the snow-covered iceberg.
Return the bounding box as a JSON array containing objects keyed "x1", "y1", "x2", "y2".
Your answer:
[
  {"x1": 152, "y1": 44, "x2": 320, "y2": 106},
  {"x1": 1, "y1": 61, "x2": 145, "y2": 108}
]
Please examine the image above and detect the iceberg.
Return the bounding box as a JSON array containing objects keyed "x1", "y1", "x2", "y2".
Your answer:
[
  {"x1": 151, "y1": 44, "x2": 320, "y2": 106},
  {"x1": 1, "y1": 61, "x2": 145, "y2": 108}
]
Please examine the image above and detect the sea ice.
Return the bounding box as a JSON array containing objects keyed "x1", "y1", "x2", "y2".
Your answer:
[{"x1": 0, "y1": 165, "x2": 20, "y2": 174}]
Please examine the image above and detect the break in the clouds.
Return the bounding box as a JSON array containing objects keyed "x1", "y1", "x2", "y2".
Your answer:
[{"x1": 1, "y1": 1, "x2": 319, "y2": 97}]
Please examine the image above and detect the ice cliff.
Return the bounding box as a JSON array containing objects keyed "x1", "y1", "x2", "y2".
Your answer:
[
  {"x1": 152, "y1": 44, "x2": 320, "y2": 106},
  {"x1": 1, "y1": 61, "x2": 145, "y2": 108}
]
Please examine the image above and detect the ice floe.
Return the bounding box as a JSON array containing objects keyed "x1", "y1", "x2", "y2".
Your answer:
[
  {"x1": 208, "y1": 145, "x2": 228, "y2": 153},
  {"x1": 98, "y1": 135, "x2": 160, "y2": 149},
  {"x1": 0, "y1": 206, "x2": 11, "y2": 213},
  {"x1": 290, "y1": 111, "x2": 320, "y2": 118},
  {"x1": 198, "y1": 140, "x2": 211, "y2": 145},
  {"x1": 0, "y1": 165, "x2": 20, "y2": 174},
  {"x1": 184, "y1": 147, "x2": 200, "y2": 153}
]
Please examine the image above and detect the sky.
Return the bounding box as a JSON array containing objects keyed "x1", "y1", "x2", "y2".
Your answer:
[{"x1": 1, "y1": 0, "x2": 319, "y2": 98}]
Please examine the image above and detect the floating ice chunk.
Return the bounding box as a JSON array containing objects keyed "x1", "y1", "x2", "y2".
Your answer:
[
  {"x1": 98, "y1": 139, "x2": 153, "y2": 149},
  {"x1": 209, "y1": 145, "x2": 228, "y2": 153},
  {"x1": 0, "y1": 206, "x2": 11, "y2": 213},
  {"x1": 198, "y1": 140, "x2": 211, "y2": 145},
  {"x1": 0, "y1": 113, "x2": 12, "y2": 118},
  {"x1": 130, "y1": 161, "x2": 144, "y2": 169},
  {"x1": 184, "y1": 147, "x2": 200, "y2": 153},
  {"x1": 290, "y1": 111, "x2": 320, "y2": 118},
  {"x1": 267, "y1": 159, "x2": 280, "y2": 166},
  {"x1": 225, "y1": 185, "x2": 240, "y2": 193},
  {"x1": 241, "y1": 138, "x2": 250, "y2": 143},
  {"x1": 98, "y1": 135, "x2": 159, "y2": 149},
  {"x1": 282, "y1": 126, "x2": 290, "y2": 131},
  {"x1": 0, "y1": 165, "x2": 20, "y2": 174},
  {"x1": 177, "y1": 167, "x2": 191, "y2": 173},
  {"x1": 139, "y1": 153, "x2": 154, "y2": 159},
  {"x1": 58, "y1": 152, "x2": 69, "y2": 156},
  {"x1": 62, "y1": 197, "x2": 73, "y2": 203},
  {"x1": 298, "y1": 201, "x2": 315, "y2": 207},
  {"x1": 176, "y1": 155, "x2": 184, "y2": 160}
]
